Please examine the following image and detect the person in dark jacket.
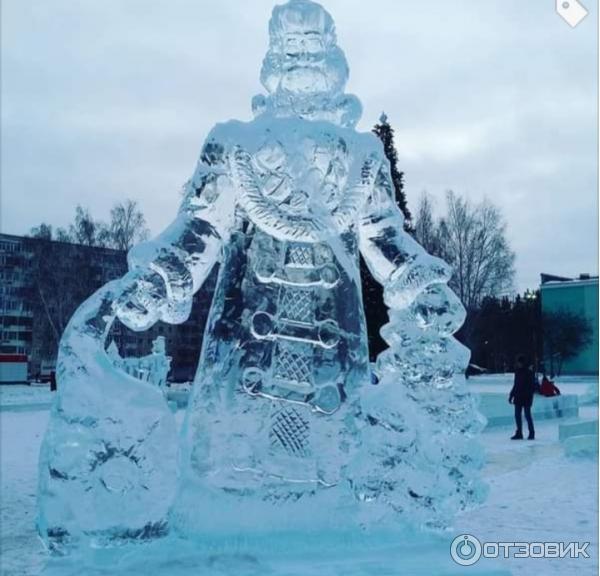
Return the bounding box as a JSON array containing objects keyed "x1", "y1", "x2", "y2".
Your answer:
[{"x1": 508, "y1": 355, "x2": 535, "y2": 440}]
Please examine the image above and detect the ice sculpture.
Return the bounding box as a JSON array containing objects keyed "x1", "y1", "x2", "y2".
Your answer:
[
  {"x1": 37, "y1": 283, "x2": 178, "y2": 550},
  {"x1": 37, "y1": 0, "x2": 485, "y2": 550},
  {"x1": 108, "y1": 337, "x2": 172, "y2": 391}
]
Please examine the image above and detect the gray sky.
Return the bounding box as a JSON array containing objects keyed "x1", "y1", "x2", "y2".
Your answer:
[{"x1": 1, "y1": 0, "x2": 597, "y2": 292}]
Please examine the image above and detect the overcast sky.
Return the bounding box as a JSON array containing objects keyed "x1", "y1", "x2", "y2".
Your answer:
[{"x1": 1, "y1": 0, "x2": 597, "y2": 292}]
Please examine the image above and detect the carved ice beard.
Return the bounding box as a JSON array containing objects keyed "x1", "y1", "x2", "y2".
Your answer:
[{"x1": 262, "y1": 44, "x2": 349, "y2": 110}]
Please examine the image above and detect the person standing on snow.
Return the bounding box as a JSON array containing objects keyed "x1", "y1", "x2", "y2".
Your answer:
[{"x1": 509, "y1": 354, "x2": 536, "y2": 440}]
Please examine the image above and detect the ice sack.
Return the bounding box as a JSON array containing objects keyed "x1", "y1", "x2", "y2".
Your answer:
[{"x1": 37, "y1": 0, "x2": 485, "y2": 550}]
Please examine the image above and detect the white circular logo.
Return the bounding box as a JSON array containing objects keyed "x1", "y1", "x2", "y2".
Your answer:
[{"x1": 450, "y1": 534, "x2": 482, "y2": 566}]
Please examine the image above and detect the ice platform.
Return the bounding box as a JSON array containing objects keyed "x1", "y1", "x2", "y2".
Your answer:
[
  {"x1": 563, "y1": 434, "x2": 599, "y2": 458},
  {"x1": 41, "y1": 532, "x2": 512, "y2": 576},
  {"x1": 559, "y1": 418, "x2": 598, "y2": 441},
  {"x1": 478, "y1": 393, "x2": 579, "y2": 427}
]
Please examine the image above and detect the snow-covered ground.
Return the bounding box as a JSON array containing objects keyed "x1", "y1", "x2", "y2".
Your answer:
[
  {"x1": 0, "y1": 384, "x2": 54, "y2": 411},
  {"x1": 0, "y1": 376, "x2": 597, "y2": 575}
]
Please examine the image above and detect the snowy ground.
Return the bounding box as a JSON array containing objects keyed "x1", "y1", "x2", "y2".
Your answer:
[{"x1": 0, "y1": 376, "x2": 597, "y2": 575}]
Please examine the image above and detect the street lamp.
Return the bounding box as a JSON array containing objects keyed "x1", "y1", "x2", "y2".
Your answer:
[{"x1": 524, "y1": 289, "x2": 537, "y2": 301}]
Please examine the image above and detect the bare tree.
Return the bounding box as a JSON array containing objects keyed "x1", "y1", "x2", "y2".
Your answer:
[
  {"x1": 30, "y1": 200, "x2": 149, "y2": 251},
  {"x1": 55, "y1": 227, "x2": 73, "y2": 243},
  {"x1": 30, "y1": 222, "x2": 72, "y2": 244},
  {"x1": 69, "y1": 205, "x2": 110, "y2": 247},
  {"x1": 413, "y1": 191, "x2": 515, "y2": 309},
  {"x1": 413, "y1": 192, "x2": 440, "y2": 255},
  {"x1": 543, "y1": 310, "x2": 593, "y2": 376},
  {"x1": 109, "y1": 200, "x2": 149, "y2": 251},
  {"x1": 437, "y1": 191, "x2": 515, "y2": 309},
  {"x1": 29, "y1": 223, "x2": 53, "y2": 240}
]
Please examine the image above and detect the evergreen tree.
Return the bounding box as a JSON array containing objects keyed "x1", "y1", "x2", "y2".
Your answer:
[
  {"x1": 456, "y1": 292, "x2": 544, "y2": 374},
  {"x1": 359, "y1": 256, "x2": 387, "y2": 361},
  {"x1": 372, "y1": 112, "x2": 413, "y2": 232},
  {"x1": 360, "y1": 113, "x2": 412, "y2": 361}
]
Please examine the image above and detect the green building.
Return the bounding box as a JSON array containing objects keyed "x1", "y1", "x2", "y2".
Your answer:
[{"x1": 540, "y1": 274, "x2": 599, "y2": 375}]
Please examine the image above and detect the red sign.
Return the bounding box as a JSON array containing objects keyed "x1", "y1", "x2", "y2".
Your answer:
[{"x1": 0, "y1": 354, "x2": 28, "y2": 363}]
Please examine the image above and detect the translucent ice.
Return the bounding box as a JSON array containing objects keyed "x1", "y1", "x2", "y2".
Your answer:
[
  {"x1": 37, "y1": 0, "x2": 485, "y2": 550},
  {"x1": 37, "y1": 282, "x2": 178, "y2": 550},
  {"x1": 108, "y1": 336, "x2": 172, "y2": 391}
]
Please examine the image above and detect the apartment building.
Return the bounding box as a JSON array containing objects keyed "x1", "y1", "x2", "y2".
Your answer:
[{"x1": 0, "y1": 233, "x2": 214, "y2": 382}]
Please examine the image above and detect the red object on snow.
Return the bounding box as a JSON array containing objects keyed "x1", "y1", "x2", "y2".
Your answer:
[{"x1": 540, "y1": 376, "x2": 561, "y2": 397}]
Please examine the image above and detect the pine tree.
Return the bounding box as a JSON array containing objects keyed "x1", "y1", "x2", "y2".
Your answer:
[
  {"x1": 360, "y1": 113, "x2": 412, "y2": 361},
  {"x1": 372, "y1": 112, "x2": 413, "y2": 232},
  {"x1": 359, "y1": 255, "x2": 387, "y2": 361}
]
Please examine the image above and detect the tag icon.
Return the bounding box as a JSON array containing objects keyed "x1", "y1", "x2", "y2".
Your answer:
[{"x1": 556, "y1": 0, "x2": 588, "y2": 27}]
